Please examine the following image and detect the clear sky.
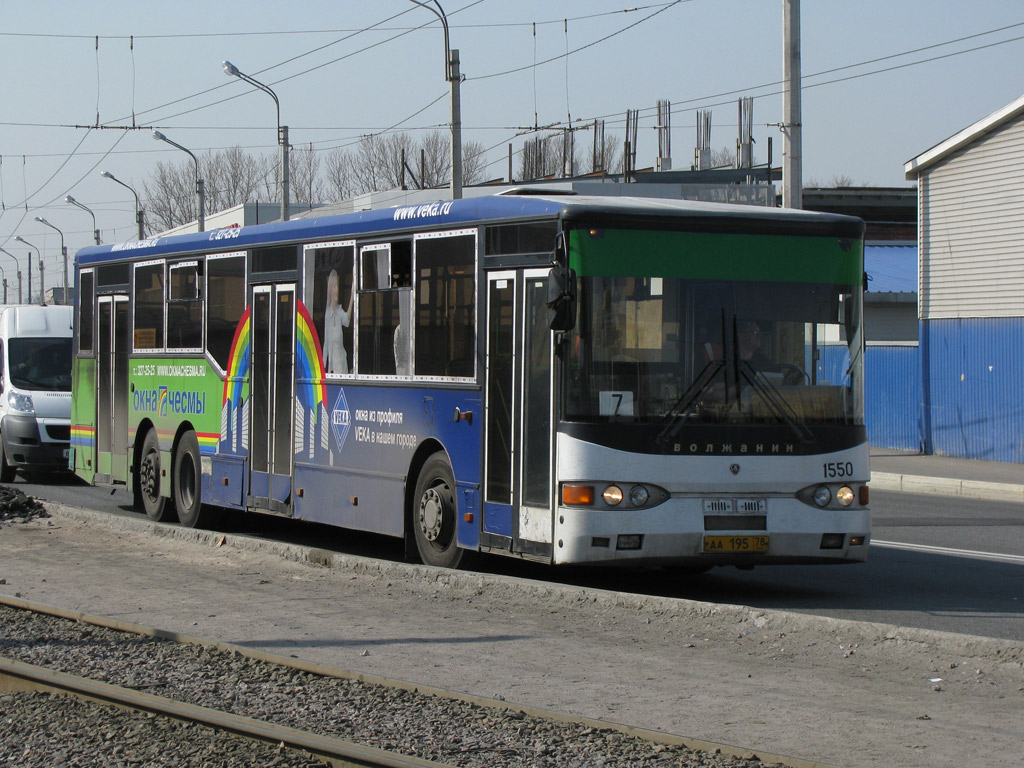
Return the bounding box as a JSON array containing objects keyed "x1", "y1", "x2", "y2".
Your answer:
[{"x1": 2, "y1": 0, "x2": 1023, "y2": 279}]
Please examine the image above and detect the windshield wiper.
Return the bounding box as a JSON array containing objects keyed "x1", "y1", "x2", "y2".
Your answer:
[
  {"x1": 737, "y1": 362, "x2": 815, "y2": 445},
  {"x1": 656, "y1": 360, "x2": 723, "y2": 445}
]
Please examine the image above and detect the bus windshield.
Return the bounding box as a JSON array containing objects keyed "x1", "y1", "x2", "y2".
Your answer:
[
  {"x1": 8, "y1": 337, "x2": 73, "y2": 391},
  {"x1": 564, "y1": 226, "x2": 863, "y2": 428}
]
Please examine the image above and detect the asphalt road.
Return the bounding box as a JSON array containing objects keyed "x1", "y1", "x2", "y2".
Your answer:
[{"x1": 13, "y1": 473, "x2": 1024, "y2": 642}]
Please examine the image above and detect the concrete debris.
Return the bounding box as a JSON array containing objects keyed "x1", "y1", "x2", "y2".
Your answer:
[{"x1": 0, "y1": 487, "x2": 49, "y2": 525}]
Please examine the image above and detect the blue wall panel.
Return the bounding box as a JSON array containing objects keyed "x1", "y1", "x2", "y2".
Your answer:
[
  {"x1": 864, "y1": 345, "x2": 923, "y2": 451},
  {"x1": 921, "y1": 318, "x2": 1024, "y2": 464},
  {"x1": 819, "y1": 344, "x2": 923, "y2": 451}
]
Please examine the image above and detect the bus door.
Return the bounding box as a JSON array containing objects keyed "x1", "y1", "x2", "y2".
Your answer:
[
  {"x1": 482, "y1": 270, "x2": 553, "y2": 558},
  {"x1": 95, "y1": 294, "x2": 129, "y2": 484},
  {"x1": 249, "y1": 284, "x2": 295, "y2": 515}
]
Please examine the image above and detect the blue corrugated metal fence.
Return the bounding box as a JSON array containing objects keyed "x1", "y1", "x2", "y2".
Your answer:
[{"x1": 820, "y1": 344, "x2": 922, "y2": 451}]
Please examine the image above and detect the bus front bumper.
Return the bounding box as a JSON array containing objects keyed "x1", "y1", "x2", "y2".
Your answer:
[{"x1": 552, "y1": 500, "x2": 870, "y2": 566}]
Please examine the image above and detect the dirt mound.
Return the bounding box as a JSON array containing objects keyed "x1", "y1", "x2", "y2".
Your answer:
[{"x1": 0, "y1": 487, "x2": 49, "y2": 524}]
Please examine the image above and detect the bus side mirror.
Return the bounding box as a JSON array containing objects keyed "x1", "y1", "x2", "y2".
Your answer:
[{"x1": 547, "y1": 265, "x2": 577, "y2": 332}]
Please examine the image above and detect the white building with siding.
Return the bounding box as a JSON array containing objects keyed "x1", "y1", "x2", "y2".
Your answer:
[{"x1": 904, "y1": 94, "x2": 1024, "y2": 463}]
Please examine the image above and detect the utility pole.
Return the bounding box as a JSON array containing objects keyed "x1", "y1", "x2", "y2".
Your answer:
[
  {"x1": 449, "y1": 49, "x2": 463, "y2": 199},
  {"x1": 782, "y1": 0, "x2": 803, "y2": 209}
]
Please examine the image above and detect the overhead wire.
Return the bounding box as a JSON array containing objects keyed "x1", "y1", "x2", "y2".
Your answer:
[{"x1": 6, "y1": 6, "x2": 1024, "y2": 240}]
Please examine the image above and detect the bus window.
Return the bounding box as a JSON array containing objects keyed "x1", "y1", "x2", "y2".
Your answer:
[
  {"x1": 133, "y1": 262, "x2": 164, "y2": 351},
  {"x1": 78, "y1": 270, "x2": 95, "y2": 355},
  {"x1": 206, "y1": 254, "x2": 245, "y2": 371},
  {"x1": 357, "y1": 242, "x2": 411, "y2": 377},
  {"x1": 304, "y1": 243, "x2": 355, "y2": 377},
  {"x1": 167, "y1": 261, "x2": 203, "y2": 351},
  {"x1": 414, "y1": 232, "x2": 476, "y2": 379}
]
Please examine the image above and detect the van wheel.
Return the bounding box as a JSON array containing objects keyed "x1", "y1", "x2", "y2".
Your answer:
[
  {"x1": 411, "y1": 453, "x2": 472, "y2": 569},
  {"x1": 138, "y1": 428, "x2": 174, "y2": 522},
  {"x1": 0, "y1": 440, "x2": 15, "y2": 483}
]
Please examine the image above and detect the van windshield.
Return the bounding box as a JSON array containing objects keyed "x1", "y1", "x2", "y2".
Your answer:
[{"x1": 8, "y1": 338, "x2": 73, "y2": 391}]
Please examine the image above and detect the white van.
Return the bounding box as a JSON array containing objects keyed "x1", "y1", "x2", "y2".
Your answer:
[{"x1": 0, "y1": 305, "x2": 73, "y2": 481}]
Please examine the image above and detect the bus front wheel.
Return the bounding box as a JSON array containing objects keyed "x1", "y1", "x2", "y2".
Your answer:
[
  {"x1": 412, "y1": 453, "x2": 469, "y2": 569},
  {"x1": 138, "y1": 429, "x2": 174, "y2": 522}
]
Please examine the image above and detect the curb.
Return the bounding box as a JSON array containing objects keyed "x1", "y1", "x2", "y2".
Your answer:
[
  {"x1": 38, "y1": 501, "x2": 1024, "y2": 665},
  {"x1": 871, "y1": 472, "x2": 1024, "y2": 503}
]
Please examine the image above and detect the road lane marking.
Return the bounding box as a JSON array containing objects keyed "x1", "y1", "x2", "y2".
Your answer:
[{"x1": 872, "y1": 539, "x2": 1024, "y2": 565}]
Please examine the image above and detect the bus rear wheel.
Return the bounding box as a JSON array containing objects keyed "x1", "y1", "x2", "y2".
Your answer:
[
  {"x1": 412, "y1": 453, "x2": 470, "y2": 569},
  {"x1": 138, "y1": 428, "x2": 174, "y2": 522},
  {"x1": 174, "y1": 430, "x2": 218, "y2": 529}
]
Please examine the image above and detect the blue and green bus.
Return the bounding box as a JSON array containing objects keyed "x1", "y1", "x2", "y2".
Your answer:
[{"x1": 71, "y1": 192, "x2": 870, "y2": 569}]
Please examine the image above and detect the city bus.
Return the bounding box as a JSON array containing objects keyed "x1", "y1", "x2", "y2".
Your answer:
[{"x1": 70, "y1": 192, "x2": 870, "y2": 569}]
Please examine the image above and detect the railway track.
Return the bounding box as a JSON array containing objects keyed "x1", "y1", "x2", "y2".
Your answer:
[
  {"x1": 0, "y1": 655, "x2": 449, "y2": 768},
  {"x1": 0, "y1": 594, "x2": 830, "y2": 768}
]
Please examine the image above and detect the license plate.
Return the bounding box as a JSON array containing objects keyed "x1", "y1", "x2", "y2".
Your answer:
[{"x1": 703, "y1": 535, "x2": 769, "y2": 553}]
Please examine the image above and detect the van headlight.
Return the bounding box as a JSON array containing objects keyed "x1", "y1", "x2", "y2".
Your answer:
[{"x1": 8, "y1": 390, "x2": 34, "y2": 414}]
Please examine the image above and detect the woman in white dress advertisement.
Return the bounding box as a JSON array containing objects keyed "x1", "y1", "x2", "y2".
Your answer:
[{"x1": 323, "y1": 268, "x2": 353, "y2": 375}]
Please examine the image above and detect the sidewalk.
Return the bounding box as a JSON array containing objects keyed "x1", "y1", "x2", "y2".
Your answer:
[{"x1": 870, "y1": 447, "x2": 1024, "y2": 503}]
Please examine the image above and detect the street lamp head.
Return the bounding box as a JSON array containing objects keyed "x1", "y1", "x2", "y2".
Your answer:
[
  {"x1": 153, "y1": 129, "x2": 167, "y2": 142},
  {"x1": 34, "y1": 216, "x2": 49, "y2": 226},
  {"x1": 65, "y1": 195, "x2": 76, "y2": 204},
  {"x1": 223, "y1": 60, "x2": 240, "y2": 77},
  {"x1": 100, "y1": 170, "x2": 115, "y2": 180},
  {"x1": 14, "y1": 236, "x2": 27, "y2": 244}
]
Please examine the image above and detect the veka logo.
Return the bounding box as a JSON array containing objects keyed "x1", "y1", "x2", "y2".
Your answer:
[
  {"x1": 331, "y1": 389, "x2": 351, "y2": 450},
  {"x1": 158, "y1": 386, "x2": 169, "y2": 417}
]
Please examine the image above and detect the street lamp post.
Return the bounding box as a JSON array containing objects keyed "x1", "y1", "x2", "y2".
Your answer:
[
  {"x1": 100, "y1": 171, "x2": 145, "y2": 240},
  {"x1": 35, "y1": 217, "x2": 68, "y2": 304},
  {"x1": 223, "y1": 61, "x2": 290, "y2": 221},
  {"x1": 66, "y1": 195, "x2": 101, "y2": 245},
  {"x1": 0, "y1": 264, "x2": 7, "y2": 303},
  {"x1": 408, "y1": 0, "x2": 462, "y2": 200},
  {"x1": 0, "y1": 248, "x2": 23, "y2": 303},
  {"x1": 13, "y1": 236, "x2": 37, "y2": 304},
  {"x1": 153, "y1": 130, "x2": 206, "y2": 232}
]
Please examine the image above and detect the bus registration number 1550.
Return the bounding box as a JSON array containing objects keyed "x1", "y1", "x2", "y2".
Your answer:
[{"x1": 703, "y1": 535, "x2": 769, "y2": 553}]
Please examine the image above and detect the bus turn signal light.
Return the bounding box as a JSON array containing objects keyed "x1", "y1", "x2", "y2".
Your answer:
[{"x1": 562, "y1": 484, "x2": 594, "y2": 506}]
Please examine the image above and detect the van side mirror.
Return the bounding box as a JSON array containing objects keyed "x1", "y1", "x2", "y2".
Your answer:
[{"x1": 547, "y1": 264, "x2": 577, "y2": 332}]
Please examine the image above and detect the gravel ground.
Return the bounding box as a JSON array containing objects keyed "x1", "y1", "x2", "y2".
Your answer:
[
  {"x1": 0, "y1": 605, "x2": 782, "y2": 768},
  {"x1": 0, "y1": 690, "x2": 328, "y2": 767}
]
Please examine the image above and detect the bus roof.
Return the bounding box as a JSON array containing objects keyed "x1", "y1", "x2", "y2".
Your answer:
[{"x1": 74, "y1": 193, "x2": 863, "y2": 266}]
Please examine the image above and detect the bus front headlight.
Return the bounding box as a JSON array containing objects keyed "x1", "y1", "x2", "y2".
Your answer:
[
  {"x1": 629, "y1": 485, "x2": 650, "y2": 507},
  {"x1": 602, "y1": 485, "x2": 623, "y2": 506},
  {"x1": 836, "y1": 486, "x2": 855, "y2": 506}
]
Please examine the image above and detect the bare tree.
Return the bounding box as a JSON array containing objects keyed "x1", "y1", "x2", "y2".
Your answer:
[
  {"x1": 143, "y1": 159, "x2": 197, "y2": 233},
  {"x1": 205, "y1": 146, "x2": 275, "y2": 211},
  {"x1": 579, "y1": 133, "x2": 622, "y2": 175},
  {"x1": 143, "y1": 146, "x2": 275, "y2": 232},
  {"x1": 144, "y1": 133, "x2": 494, "y2": 224},
  {"x1": 324, "y1": 147, "x2": 357, "y2": 201},
  {"x1": 289, "y1": 143, "x2": 325, "y2": 208},
  {"x1": 461, "y1": 139, "x2": 487, "y2": 185}
]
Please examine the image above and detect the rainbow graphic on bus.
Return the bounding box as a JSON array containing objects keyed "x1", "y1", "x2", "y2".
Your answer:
[
  {"x1": 70, "y1": 424, "x2": 95, "y2": 448},
  {"x1": 222, "y1": 306, "x2": 251, "y2": 409},
  {"x1": 295, "y1": 299, "x2": 327, "y2": 420}
]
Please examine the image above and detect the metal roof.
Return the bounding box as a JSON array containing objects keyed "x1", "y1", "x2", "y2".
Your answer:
[
  {"x1": 904, "y1": 93, "x2": 1024, "y2": 179},
  {"x1": 864, "y1": 244, "x2": 917, "y2": 294}
]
